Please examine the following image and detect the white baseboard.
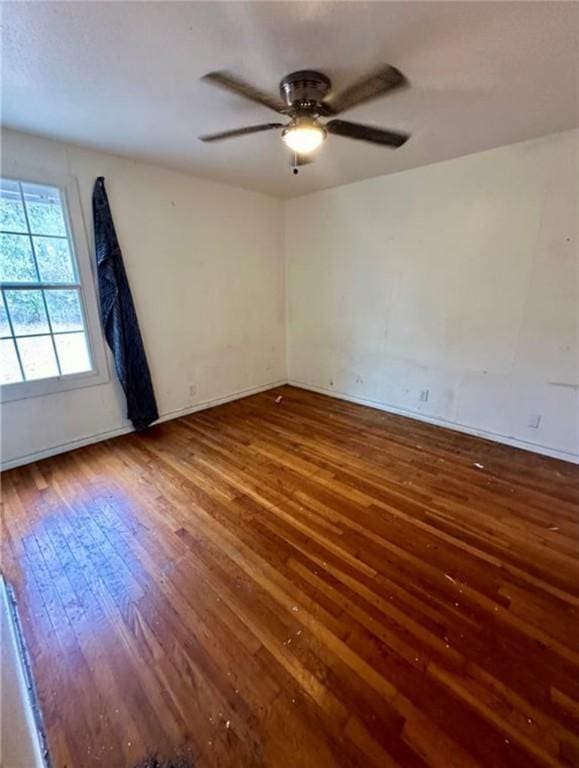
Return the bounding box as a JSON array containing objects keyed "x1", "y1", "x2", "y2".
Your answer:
[
  {"x1": 0, "y1": 379, "x2": 286, "y2": 471},
  {"x1": 289, "y1": 379, "x2": 579, "y2": 465},
  {"x1": 3, "y1": 377, "x2": 577, "y2": 469}
]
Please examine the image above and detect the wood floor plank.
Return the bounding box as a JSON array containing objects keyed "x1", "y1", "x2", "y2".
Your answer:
[{"x1": 2, "y1": 385, "x2": 578, "y2": 767}]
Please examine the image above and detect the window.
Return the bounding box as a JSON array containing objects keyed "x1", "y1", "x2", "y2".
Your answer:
[{"x1": 0, "y1": 175, "x2": 108, "y2": 400}]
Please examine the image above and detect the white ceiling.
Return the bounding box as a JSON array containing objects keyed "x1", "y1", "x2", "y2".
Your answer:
[{"x1": 2, "y1": 1, "x2": 578, "y2": 198}]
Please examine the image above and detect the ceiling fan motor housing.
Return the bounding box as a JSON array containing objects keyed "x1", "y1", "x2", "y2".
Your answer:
[{"x1": 279, "y1": 70, "x2": 331, "y2": 110}]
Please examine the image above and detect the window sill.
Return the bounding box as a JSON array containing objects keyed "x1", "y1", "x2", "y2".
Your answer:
[{"x1": 1, "y1": 366, "x2": 110, "y2": 403}]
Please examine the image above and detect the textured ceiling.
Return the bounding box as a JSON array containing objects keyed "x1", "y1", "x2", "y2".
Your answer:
[{"x1": 1, "y1": 1, "x2": 578, "y2": 198}]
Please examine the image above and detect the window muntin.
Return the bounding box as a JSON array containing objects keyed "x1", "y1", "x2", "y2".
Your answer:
[{"x1": 0, "y1": 178, "x2": 93, "y2": 386}]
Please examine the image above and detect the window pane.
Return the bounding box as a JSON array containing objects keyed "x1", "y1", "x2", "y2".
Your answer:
[
  {"x1": 0, "y1": 232, "x2": 37, "y2": 282},
  {"x1": 22, "y1": 183, "x2": 66, "y2": 236},
  {"x1": 54, "y1": 332, "x2": 91, "y2": 375},
  {"x1": 0, "y1": 338, "x2": 22, "y2": 384},
  {"x1": 0, "y1": 180, "x2": 26, "y2": 232},
  {"x1": 34, "y1": 236, "x2": 76, "y2": 283},
  {"x1": 5, "y1": 290, "x2": 49, "y2": 336},
  {"x1": 16, "y1": 335, "x2": 59, "y2": 380},
  {"x1": 0, "y1": 294, "x2": 11, "y2": 337},
  {"x1": 44, "y1": 289, "x2": 84, "y2": 332},
  {"x1": 0, "y1": 177, "x2": 97, "y2": 388}
]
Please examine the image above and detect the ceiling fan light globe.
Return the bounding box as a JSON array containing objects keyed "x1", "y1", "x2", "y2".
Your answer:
[{"x1": 282, "y1": 124, "x2": 325, "y2": 154}]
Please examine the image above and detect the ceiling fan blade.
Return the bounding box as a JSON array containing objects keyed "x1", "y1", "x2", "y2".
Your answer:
[
  {"x1": 326, "y1": 119, "x2": 409, "y2": 148},
  {"x1": 199, "y1": 123, "x2": 284, "y2": 142},
  {"x1": 325, "y1": 64, "x2": 407, "y2": 115},
  {"x1": 202, "y1": 71, "x2": 287, "y2": 114}
]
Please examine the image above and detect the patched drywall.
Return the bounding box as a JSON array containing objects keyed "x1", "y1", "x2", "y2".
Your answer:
[
  {"x1": 1, "y1": 129, "x2": 286, "y2": 468},
  {"x1": 286, "y1": 130, "x2": 579, "y2": 460}
]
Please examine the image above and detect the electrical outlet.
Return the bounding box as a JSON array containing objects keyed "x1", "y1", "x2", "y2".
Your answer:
[
  {"x1": 189, "y1": 384, "x2": 197, "y2": 398},
  {"x1": 419, "y1": 388, "x2": 430, "y2": 402},
  {"x1": 528, "y1": 414, "x2": 541, "y2": 429}
]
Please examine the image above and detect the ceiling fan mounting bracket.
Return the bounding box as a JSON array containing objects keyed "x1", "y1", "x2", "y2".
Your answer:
[{"x1": 279, "y1": 70, "x2": 331, "y2": 109}]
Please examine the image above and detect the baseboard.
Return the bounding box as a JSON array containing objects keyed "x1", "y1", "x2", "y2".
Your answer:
[
  {"x1": 0, "y1": 379, "x2": 286, "y2": 471},
  {"x1": 289, "y1": 379, "x2": 579, "y2": 465},
  {"x1": 4, "y1": 377, "x2": 577, "y2": 469}
]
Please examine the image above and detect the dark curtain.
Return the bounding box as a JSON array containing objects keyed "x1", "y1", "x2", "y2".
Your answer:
[{"x1": 92, "y1": 177, "x2": 159, "y2": 431}]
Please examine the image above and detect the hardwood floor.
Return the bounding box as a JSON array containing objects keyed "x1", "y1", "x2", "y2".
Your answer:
[{"x1": 2, "y1": 385, "x2": 579, "y2": 768}]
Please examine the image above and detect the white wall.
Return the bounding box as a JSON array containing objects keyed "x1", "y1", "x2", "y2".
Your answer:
[
  {"x1": 1, "y1": 129, "x2": 286, "y2": 468},
  {"x1": 286, "y1": 130, "x2": 579, "y2": 461},
  {"x1": 2, "y1": 128, "x2": 578, "y2": 467}
]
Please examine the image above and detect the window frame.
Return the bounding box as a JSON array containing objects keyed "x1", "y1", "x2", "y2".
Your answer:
[{"x1": 1, "y1": 173, "x2": 109, "y2": 402}]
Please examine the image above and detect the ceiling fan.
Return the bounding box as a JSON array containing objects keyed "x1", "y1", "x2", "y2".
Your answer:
[{"x1": 199, "y1": 66, "x2": 410, "y2": 172}]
